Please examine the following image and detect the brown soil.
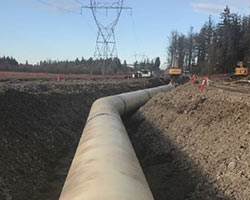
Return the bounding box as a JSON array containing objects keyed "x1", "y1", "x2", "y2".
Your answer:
[
  {"x1": 126, "y1": 83, "x2": 250, "y2": 200},
  {"x1": 0, "y1": 71, "x2": 128, "y2": 80},
  {"x1": 0, "y1": 78, "x2": 168, "y2": 200}
]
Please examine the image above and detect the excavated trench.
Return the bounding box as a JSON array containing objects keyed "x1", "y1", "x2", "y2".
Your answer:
[
  {"x1": 3, "y1": 78, "x2": 247, "y2": 200},
  {"x1": 0, "y1": 78, "x2": 169, "y2": 200}
]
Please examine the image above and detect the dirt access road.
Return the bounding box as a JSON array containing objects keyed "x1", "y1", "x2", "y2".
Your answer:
[{"x1": 0, "y1": 77, "x2": 168, "y2": 200}]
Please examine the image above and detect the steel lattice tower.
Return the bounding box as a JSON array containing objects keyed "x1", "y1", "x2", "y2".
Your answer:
[{"x1": 81, "y1": 0, "x2": 132, "y2": 59}]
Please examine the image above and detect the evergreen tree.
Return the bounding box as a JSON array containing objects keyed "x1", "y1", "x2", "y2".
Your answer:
[{"x1": 154, "y1": 57, "x2": 161, "y2": 71}]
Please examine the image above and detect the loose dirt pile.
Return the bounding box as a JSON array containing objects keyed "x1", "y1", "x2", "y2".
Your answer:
[
  {"x1": 0, "y1": 78, "x2": 167, "y2": 200},
  {"x1": 127, "y1": 83, "x2": 250, "y2": 200}
]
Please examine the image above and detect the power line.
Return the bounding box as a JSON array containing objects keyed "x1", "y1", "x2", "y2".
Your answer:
[
  {"x1": 74, "y1": 0, "x2": 84, "y2": 6},
  {"x1": 36, "y1": 0, "x2": 80, "y2": 15},
  {"x1": 35, "y1": 0, "x2": 133, "y2": 74},
  {"x1": 36, "y1": 0, "x2": 96, "y2": 33}
]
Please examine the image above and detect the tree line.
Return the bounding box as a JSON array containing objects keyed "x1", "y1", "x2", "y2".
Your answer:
[
  {"x1": 0, "y1": 56, "x2": 18, "y2": 68},
  {"x1": 0, "y1": 56, "x2": 161, "y2": 74},
  {"x1": 167, "y1": 6, "x2": 250, "y2": 74},
  {"x1": 0, "y1": 57, "x2": 130, "y2": 74}
]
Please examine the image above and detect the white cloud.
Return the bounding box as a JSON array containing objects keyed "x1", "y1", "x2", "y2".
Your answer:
[{"x1": 191, "y1": 2, "x2": 226, "y2": 14}]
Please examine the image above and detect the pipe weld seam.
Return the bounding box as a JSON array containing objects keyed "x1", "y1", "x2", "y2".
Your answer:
[
  {"x1": 86, "y1": 113, "x2": 121, "y2": 124},
  {"x1": 143, "y1": 89, "x2": 151, "y2": 98},
  {"x1": 116, "y1": 95, "x2": 127, "y2": 115}
]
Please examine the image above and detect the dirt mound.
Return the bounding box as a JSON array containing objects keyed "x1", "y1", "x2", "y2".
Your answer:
[
  {"x1": 0, "y1": 78, "x2": 167, "y2": 200},
  {"x1": 127, "y1": 83, "x2": 250, "y2": 200}
]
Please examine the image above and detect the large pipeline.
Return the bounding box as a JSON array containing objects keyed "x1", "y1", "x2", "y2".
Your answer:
[{"x1": 59, "y1": 84, "x2": 175, "y2": 200}]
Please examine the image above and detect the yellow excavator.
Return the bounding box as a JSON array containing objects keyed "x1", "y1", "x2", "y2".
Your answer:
[
  {"x1": 234, "y1": 61, "x2": 249, "y2": 76},
  {"x1": 168, "y1": 58, "x2": 182, "y2": 78}
]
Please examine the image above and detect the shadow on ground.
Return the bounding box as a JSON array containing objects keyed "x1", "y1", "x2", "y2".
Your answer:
[{"x1": 125, "y1": 111, "x2": 232, "y2": 200}]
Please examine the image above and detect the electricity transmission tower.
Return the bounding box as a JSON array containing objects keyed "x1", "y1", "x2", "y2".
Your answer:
[{"x1": 80, "y1": 0, "x2": 132, "y2": 60}]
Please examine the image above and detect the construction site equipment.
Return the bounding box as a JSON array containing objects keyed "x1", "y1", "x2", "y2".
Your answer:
[
  {"x1": 141, "y1": 69, "x2": 152, "y2": 78},
  {"x1": 59, "y1": 84, "x2": 175, "y2": 200},
  {"x1": 168, "y1": 68, "x2": 182, "y2": 76},
  {"x1": 132, "y1": 69, "x2": 152, "y2": 78},
  {"x1": 168, "y1": 58, "x2": 182, "y2": 77},
  {"x1": 234, "y1": 61, "x2": 249, "y2": 76}
]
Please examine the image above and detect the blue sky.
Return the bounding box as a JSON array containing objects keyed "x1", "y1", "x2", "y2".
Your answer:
[{"x1": 0, "y1": 0, "x2": 249, "y2": 64}]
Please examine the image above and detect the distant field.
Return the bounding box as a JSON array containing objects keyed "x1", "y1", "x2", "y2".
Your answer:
[{"x1": 0, "y1": 71, "x2": 127, "y2": 80}]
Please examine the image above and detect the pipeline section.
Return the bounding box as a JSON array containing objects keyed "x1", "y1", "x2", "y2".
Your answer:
[{"x1": 59, "y1": 84, "x2": 175, "y2": 200}]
